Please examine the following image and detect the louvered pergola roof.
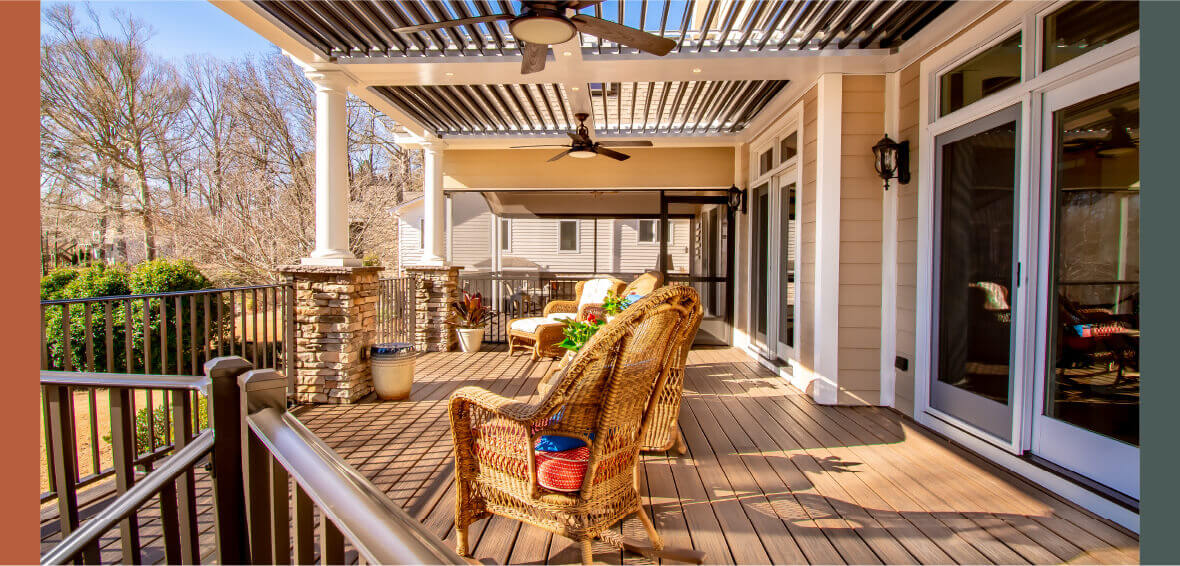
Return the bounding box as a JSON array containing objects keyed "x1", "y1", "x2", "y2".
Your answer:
[
  {"x1": 224, "y1": 0, "x2": 963, "y2": 144},
  {"x1": 254, "y1": 0, "x2": 953, "y2": 58}
]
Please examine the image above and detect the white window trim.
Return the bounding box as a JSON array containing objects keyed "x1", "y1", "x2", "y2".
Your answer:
[
  {"x1": 557, "y1": 220, "x2": 580, "y2": 253},
  {"x1": 499, "y1": 218, "x2": 512, "y2": 253},
  {"x1": 636, "y1": 219, "x2": 675, "y2": 245},
  {"x1": 914, "y1": 0, "x2": 1140, "y2": 531},
  {"x1": 744, "y1": 103, "x2": 806, "y2": 381},
  {"x1": 418, "y1": 218, "x2": 425, "y2": 250}
]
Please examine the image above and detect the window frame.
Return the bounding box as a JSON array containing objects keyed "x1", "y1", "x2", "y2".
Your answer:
[
  {"x1": 557, "y1": 220, "x2": 580, "y2": 253},
  {"x1": 418, "y1": 218, "x2": 425, "y2": 250},
  {"x1": 636, "y1": 219, "x2": 673, "y2": 244},
  {"x1": 499, "y1": 218, "x2": 512, "y2": 253}
]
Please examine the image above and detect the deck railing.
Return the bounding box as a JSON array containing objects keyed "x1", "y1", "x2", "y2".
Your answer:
[
  {"x1": 376, "y1": 276, "x2": 415, "y2": 344},
  {"x1": 38, "y1": 284, "x2": 295, "y2": 504},
  {"x1": 42, "y1": 357, "x2": 463, "y2": 565}
]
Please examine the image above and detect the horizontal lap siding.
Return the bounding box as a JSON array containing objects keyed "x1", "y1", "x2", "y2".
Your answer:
[
  {"x1": 614, "y1": 219, "x2": 691, "y2": 273},
  {"x1": 799, "y1": 86, "x2": 819, "y2": 372},
  {"x1": 450, "y1": 193, "x2": 492, "y2": 271},
  {"x1": 838, "y1": 75, "x2": 885, "y2": 404},
  {"x1": 894, "y1": 60, "x2": 922, "y2": 417}
]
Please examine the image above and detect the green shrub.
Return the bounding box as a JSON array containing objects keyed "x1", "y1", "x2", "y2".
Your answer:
[
  {"x1": 42, "y1": 260, "x2": 221, "y2": 373},
  {"x1": 104, "y1": 395, "x2": 210, "y2": 455},
  {"x1": 40, "y1": 268, "x2": 81, "y2": 300}
]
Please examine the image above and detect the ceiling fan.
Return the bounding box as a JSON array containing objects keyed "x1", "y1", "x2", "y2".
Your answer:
[
  {"x1": 511, "y1": 113, "x2": 653, "y2": 162},
  {"x1": 391, "y1": 1, "x2": 677, "y2": 74},
  {"x1": 1062, "y1": 107, "x2": 1139, "y2": 158}
]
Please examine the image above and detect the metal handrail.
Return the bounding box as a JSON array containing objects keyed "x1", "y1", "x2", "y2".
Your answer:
[
  {"x1": 39, "y1": 283, "x2": 290, "y2": 305},
  {"x1": 40, "y1": 430, "x2": 216, "y2": 565},
  {"x1": 247, "y1": 407, "x2": 466, "y2": 565},
  {"x1": 40, "y1": 371, "x2": 211, "y2": 397}
]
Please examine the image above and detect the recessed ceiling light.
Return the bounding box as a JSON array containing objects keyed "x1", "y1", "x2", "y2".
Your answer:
[
  {"x1": 571, "y1": 86, "x2": 580, "y2": 91},
  {"x1": 563, "y1": 50, "x2": 573, "y2": 56},
  {"x1": 445, "y1": 72, "x2": 454, "y2": 76},
  {"x1": 692, "y1": 67, "x2": 702, "y2": 73}
]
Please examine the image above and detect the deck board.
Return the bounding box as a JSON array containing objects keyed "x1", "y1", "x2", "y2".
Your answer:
[{"x1": 42, "y1": 345, "x2": 1140, "y2": 565}]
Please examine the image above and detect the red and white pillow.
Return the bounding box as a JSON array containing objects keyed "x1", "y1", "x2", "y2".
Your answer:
[{"x1": 534, "y1": 445, "x2": 590, "y2": 492}]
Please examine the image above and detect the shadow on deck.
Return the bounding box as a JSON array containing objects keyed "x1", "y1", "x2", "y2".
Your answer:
[{"x1": 296, "y1": 346, "x2": 1140, "y2": 565}]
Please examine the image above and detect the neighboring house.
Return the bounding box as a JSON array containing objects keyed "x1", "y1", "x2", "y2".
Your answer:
[{"x1": 395, "y1": 192, "x2": 691, "y2": 274}]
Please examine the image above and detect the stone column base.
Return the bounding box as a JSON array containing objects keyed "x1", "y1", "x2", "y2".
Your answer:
[
  {"x1": 404, "y1": 265, "x2": 461, "y2": 352},
  {"x1": 279, "y1": 264, "x2": 382, "y2": 404}
]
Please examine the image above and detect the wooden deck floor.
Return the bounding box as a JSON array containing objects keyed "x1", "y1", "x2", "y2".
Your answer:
[{"x1": 297, "y1": 346, "x2": 1139, "y2": 565}]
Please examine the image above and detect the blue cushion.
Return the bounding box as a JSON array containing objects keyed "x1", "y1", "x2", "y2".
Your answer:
[{"x1": 535, "y1": 434, "x2": 591, "y2": 452}]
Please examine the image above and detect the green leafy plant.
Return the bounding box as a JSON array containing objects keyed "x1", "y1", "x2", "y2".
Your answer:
[
  {"x1": 557, "y1": 313, "x2": 606, "y2": 352},
  {"x1": 449, "y1": 291, "x2": 494, "y2": 329},
  {"x1": 603, "y1": 291, "x2": 642, "y2": 315},
  {"x1": 103, "y1": 395, "x2": 209, "y2": 455}
]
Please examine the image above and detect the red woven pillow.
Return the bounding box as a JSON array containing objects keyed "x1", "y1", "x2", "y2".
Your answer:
[{"x1": 535, "y1": 445, "x2": 590, "y2": 492}]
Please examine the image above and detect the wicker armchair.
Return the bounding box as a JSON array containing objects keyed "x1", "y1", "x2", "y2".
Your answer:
[
  {"x1": 449, "y1": 286, "x2": 704, "y2": 564},
  {"x1": 641, "y1": 294, "x2": 701, "y2": 454},
  {"x1": 507, "y1": 277, "x2": 625, "y2": 360}
]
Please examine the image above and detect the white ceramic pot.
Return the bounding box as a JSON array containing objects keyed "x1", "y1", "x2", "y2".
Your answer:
[
  {"x1": 372, "y1": 355, "x2": 414, "y2": 400},
  {"x1": 456, "y1": 327, "x2": 485, "y2": 352}
]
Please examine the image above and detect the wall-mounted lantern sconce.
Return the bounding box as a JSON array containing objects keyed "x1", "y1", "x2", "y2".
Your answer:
[
  {"x1": 727, "y1": 185, "x2": 746, "y2": 214},
  {"x1": 872, "y1": 134, "x2": 910, "y2": 190}
]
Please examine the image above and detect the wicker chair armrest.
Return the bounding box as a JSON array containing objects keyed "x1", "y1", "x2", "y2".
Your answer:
[
  {"x1": 450, "y1": 386, "x2": 539, "y2": 422},
  {"x1": 543, "y1": 300, "x2": 579, "y2": 317}
]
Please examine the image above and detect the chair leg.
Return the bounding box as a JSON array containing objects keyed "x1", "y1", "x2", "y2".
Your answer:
[
  {"x1": 672, "y1": 428, "x2": 688, "y2": 456},
  {"x1": 636, "y1": 506, "x2": 663, "y2": 550},
  {"x1": 456, "y1": 523, "x2": 471, "y2": 557},
  {"x1": 581, "y1": 539, "x2": 594, "y2": 565}
]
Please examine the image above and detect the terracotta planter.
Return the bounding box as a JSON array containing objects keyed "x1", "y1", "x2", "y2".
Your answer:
[{"x1": 456, "y1": 327, "x2": 485, "y2": 352}]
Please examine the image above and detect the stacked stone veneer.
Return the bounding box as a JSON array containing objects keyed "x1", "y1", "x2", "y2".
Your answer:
[
  {"x1": 279, "y1": 265, "x2": 382, "y2": 404},
  {"x1": 405, "y1": 265, "x2": 461, "y2": 352}
]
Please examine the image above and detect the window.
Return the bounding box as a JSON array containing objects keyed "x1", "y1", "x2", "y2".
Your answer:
[
  {"x1": 558, "y1": 220, "x2": 578, "y2": 251},
  {"x1": 758, "y1": 148, "x2": 774, "y2": 175},
  {"x1": 940, "y1": 32, "x2": 1022, "y2": 116},
  {"x1": 499, "y1": 218, "x2": 511, "y2": 251},
  {"x1": 418, "y1": 218, "x2": 424, "y2": 250},
  {"x1": 779, "y1": 132, "x2": 798, "y2": 164},
  {"x1": 638, "y1": 220, "x2": 673, "y2": 243},
  {"x1": 1043, "y1": 1, "x2": 1138, "y2": 71}
]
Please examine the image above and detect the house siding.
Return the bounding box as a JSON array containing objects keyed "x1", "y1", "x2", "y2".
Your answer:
[
  {"x1": 798, "y1": 85, "x2": 819, "y2": 373},
  {"x1": 837, "y1": 75, "x2": 885, "y2": 405}
]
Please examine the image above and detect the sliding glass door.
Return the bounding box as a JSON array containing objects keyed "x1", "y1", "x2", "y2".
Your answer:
[
  {"x1": 931, "y1": 105, "x2": 1022, "y2": 442},
  {"x1": 1032, "y1": 64, "x2": 1139, "y2": 499},
  {"x1": 751, "y1": 183, "x2": 771, "y2": 354}
]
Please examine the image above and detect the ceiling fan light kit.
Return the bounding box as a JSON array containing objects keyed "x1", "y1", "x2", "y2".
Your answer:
[
  {"x1": 510, "y1": 113, "x2": 653, "y2": 163},
  {"x1": 509, "y1": 15, "x2": 576, "y2": 45}
]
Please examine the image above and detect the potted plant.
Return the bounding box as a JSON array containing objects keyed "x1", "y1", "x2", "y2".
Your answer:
[{"x1": 449, "y1": 291, "x2": 494, "y2": 352}]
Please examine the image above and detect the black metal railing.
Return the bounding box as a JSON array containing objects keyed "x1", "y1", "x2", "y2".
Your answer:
[
  {"x1": 38, "y1": 284, "x2": 295, "y2": 504},
  {"x1": 42, "y1": 357, "x2": 463, "y2": 565},
  {"x1": 376, "y1": 276, "x2": 415, "y2": 344}
]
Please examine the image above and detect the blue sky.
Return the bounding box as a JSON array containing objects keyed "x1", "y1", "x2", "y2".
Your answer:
[{"x1": 42, "y1": 1, "x2": 277, "y2": 61}]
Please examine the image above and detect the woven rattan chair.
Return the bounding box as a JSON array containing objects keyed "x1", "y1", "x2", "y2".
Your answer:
[
  {"x1": 640, "y1": 290, "x2": 701, "y2": 454},
  {"x1": 507, "y1": 277, "x2": 625, "y2": 360},
  {"x1": 449, "y1": 286, "x2": 704, "y2": 564}
]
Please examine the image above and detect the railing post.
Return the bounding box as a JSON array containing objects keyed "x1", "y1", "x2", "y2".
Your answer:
[
  {"x1": 239, "y1": 369, "x2": 289, "y2": 565},
  {"x1": 205, "y1": 356, "x2": 254, "y2": 565},
  {"x1": 110, "y1": 388, "x2": 141, "y2": 564}
]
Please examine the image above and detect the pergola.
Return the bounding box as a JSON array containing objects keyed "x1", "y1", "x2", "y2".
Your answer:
[{"x1": 216, "y1": 0, "x2": 978, "y2": 267}]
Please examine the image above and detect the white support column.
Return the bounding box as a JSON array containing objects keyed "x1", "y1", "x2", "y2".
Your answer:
[
  {"x1": 811, "y1": 73, "x2": 843, "y2": 405},
  {"x1": 302, "y1": 69, "x2": 360, "y2": 267},
  {"x1": 880, "y1": 71, "x2": 902, "y2": 408},
  {"x1": 421, "y1": 143, "x2": 446, "y2": 265}
]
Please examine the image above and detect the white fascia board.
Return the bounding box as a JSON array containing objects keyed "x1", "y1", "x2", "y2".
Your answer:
[
  {"x1": 883, "y1": 0, "x2": 1006, "y2": 74},
  {"x1": 438, "y1": 134, "x2": 739, "y2": 149}
]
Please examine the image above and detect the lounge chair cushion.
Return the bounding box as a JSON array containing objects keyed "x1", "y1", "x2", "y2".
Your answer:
[
  {"x1": 535, "y1": 446, "x2": 589, "y2": 492},
  {"x1": 510, "y1": 317, "x2": 563, "y2": 334},
  {"x1": 578, "y1": 278, "x2": 617, "y2": 309}
]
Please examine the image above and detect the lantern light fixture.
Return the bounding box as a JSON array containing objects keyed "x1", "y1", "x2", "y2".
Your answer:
[
  {"x1": 727, "y1": 184, "x2": 746, "y2": 214},
  {"x1": 872, "y1": 134, "x2": 910, "y2": 190}
]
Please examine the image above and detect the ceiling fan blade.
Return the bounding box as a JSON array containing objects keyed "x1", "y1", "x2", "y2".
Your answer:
[
  {"x1": 521, "y1": 42, "x2": 548, "y2": 74},
  {"x1": 595, "y1": 146, "x2": 631, "y2": 161},
  {"x1": 547, "y1": 149, "x2": 572, "y2": 162},
  {"x1": 392, "y1": 13, "x2": 513, "y2": 33},
  {"x1": 570, "y1": 14, "x2": 677, "y2": 56},
  {"x1": 567, "y1": 131, "x2": 592, "y2": 144},
  {"x1": 510, "y1": 144, "x2": 572, "y2": 148},
  {"x1": 597, "y1": 140, "x2": 654, "y2": 147}
]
